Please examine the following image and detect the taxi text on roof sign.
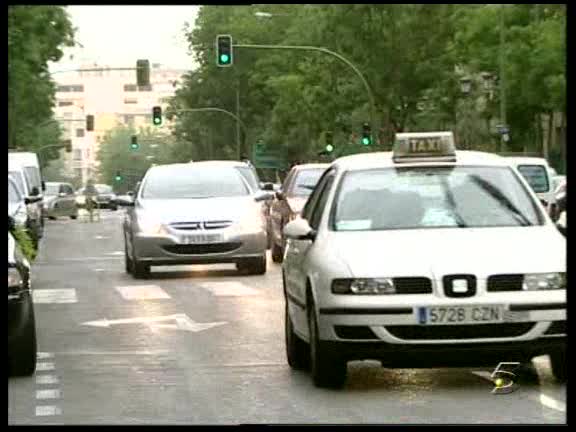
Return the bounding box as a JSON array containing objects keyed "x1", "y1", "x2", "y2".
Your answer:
[{"x1": 393, "y1": 131, "x2": 457, "y2": 163}]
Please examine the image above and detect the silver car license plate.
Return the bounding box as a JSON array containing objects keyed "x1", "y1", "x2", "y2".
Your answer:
[
  {"x1": 417, "y1": 305, "x2": 504, "y2": 325},
  {"x1": 180, "y1": 233, "x2": 223, "y2": 244}
]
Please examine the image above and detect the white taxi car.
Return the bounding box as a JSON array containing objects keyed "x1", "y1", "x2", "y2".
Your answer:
[{"x1": 282, "y1": 132, "x2": 566, "y2": 388}]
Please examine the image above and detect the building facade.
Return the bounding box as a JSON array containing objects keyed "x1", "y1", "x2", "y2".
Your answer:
[{"x1": 53, "y1": 63, "x2": 187, "y2": 184}]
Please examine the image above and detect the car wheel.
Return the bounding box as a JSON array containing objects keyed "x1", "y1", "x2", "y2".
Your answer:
[
  {"x1": 550, "y1": 349, "x2": 567, "y2": 382},
  {"x1": 124, "y1": 240, "x2": 133, "y2": 275},
  {"x1": 271, "y1": 240, "x2": 283, "y2": 263},
  {"x1": 307, "y1": 293, "x2": 347, "y2": 388},
  {"x1": 237, "y1": 255, "x2": 267, "y2": 275},
  {"x1": 48, "y1": 216, "x2": 57, "y2": 220},
  {"x1": 70, "y1": 214, "x2": 78, "y2": 220},
  {"x1": 130, "y1": 239, "x2": 149, "y2": 279},
  {"x1": 285, "y1": 297, "x2": 310, "y2": 370},
  {"x1": 9, "y1": 302, "x2": 37, "y2": 377}
]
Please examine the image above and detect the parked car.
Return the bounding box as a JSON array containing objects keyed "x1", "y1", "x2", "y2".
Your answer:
[
  {"x1": 43, "y1": 182, "x2": 78, "y2": 220},
  {"x1": 506, "y1": 157, "x2": 555, "y2": 211},
  {"x1": 8, "y1": 216, "x2": 37, "y2": 376},
  {"x1": 8, "y1": 161, "x2": 44, "y2": 245},
  {"x1": 269, "y1": 163, "x2": 329, "y2": 262},
  {"x1": 77, "y1": 184, "x2": 117, "y2": 210},
  {"x1": 8, "y1": 174, "x2": 43, "y2": 249},
  {"x1": 119, "y1": 163, "x2": 274, "y2": 279}
]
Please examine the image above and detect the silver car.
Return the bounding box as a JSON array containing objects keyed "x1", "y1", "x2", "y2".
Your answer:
[
  {"x1": 121, "y1": 163, "x2": 273, "y2": 279},
  {"x1": 43, "y1": 182, "x2": 78, "y2": 220}
]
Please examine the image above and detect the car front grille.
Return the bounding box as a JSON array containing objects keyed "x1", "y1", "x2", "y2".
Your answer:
[
  {"x1": 169, "y1": 221, "x2": 233, "y2": 231},
  {"x1": 385, "y1": 323, "x2": 536, "y2": 341},
  {"x1": 162, "y1": 242, "x2": 241, "y2": 255},
  {"x1": 544, "y1": 321, "x2": 566, "y2": 335},
  {"x1": 487, "y1": 274, "x2": 524, "y2": 292},
  {"x1": 393, "y1": 277, "x2": 432, "y2": 294},
  {"x1": 334, "y1": 326, "x2": 379, "y2": 340}
]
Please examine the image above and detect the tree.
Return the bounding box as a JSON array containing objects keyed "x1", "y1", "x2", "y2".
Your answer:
[{"x1": 8, "y1": 6, "x2": 75, "y2": 165}]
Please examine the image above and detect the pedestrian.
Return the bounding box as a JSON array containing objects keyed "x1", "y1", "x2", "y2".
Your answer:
[{"x1": 84, "y1": 179, "x2": 98, "y2": 222}]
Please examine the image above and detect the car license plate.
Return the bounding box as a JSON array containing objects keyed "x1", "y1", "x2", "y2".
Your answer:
[
  {"x1": 180, "y1": 233, "x2": 223, "y2": 244},
  {"x1": 417, "y1": 305, "x2": 504, "y2": 325}
]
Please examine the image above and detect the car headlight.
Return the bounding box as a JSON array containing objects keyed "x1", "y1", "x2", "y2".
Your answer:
[
  {"x1": 523, "y1": 273, "x2": 565, "y2": 291},
  {"x1": 332, "y1": 278, "x2": 396, "y2": 295},
  {"x1": 137, "y1": 215, "x2": 168, "y2": 235},
  {"x1": 8, "y1": 267, "x2": 23, "y2": 288}
]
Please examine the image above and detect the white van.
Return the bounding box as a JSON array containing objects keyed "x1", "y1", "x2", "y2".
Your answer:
[
  {"x1": 8, "y1": 154, "x2": 44, "y2": 243},
  {"x1": 506, "y1": 157, "x2": 555, "y2": 210}
]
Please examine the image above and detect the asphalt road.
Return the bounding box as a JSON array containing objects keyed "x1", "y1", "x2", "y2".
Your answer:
[{"x1": 8, "y1": 210, "x2": 566, "y2": 424}]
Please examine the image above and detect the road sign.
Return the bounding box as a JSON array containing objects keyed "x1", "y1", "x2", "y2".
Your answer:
[{"x1": 252, "y1": 139, "x2": 287, "y2": 169}]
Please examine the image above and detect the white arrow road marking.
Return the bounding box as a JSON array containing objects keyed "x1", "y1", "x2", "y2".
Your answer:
[
  {"x1": 116, "y1": 285, "x2": 170, "y2": 300},
  {"x1": 33, "y1": 289, "x2": 77, "y2": 304},
  {"x1": 201, "y1": 281, "x2": 259, "y2": 297},
  {"x1": 82, "y1": 313, "x2": 227, "y2": 333}
]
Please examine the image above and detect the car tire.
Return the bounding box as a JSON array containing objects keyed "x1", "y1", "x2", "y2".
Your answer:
[
  {"x1": 307, "y1": 293, "x2": 347, "y2": 388},
  {"x1": 124, "y1": 242, "x2": 133, "y2": 275},
  {"x1": 70, "y1": 214, "x2": 78, "y2": 220},
  {"x1": 271, "y1": 240, "x2": 283, "y2": 263},
  {"x1": 550, "y1": 349, "x2": 567, "y2": 382},
  {"x1": 9, "y1": 303, "x2": 37, "y2": 377},
  {"x1": 130, "y1": 240, "x2": 149, "y2": 279},
  {"x1": 237, "y1": 255, "x2": 267, "y2": 275},
  {"x1": 48, "y1": 216, "x2": 57, "y2": 220},
  {"x1": 285, "y1": 299, "x2": 310, "y2": 370}
]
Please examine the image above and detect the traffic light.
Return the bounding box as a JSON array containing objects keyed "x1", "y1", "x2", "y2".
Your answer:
[
  {"x1": 114, "y1": 171, "x2": 123, "y2": 182},
  {"x1": 361, "y1": 122, "x2": 372, "y2": 146},
  {"x1": 152, "y1": 106, "x2": 162, "y2": 126},
  {"x1": 86, "y1": 115, "x2": 95, "y2": 132},
  {"x1": 63, "y1": 139, "x2": 72, "y2": 153},
  {"x1": 216, "y1": 35, "x2": 233, "y2": 67},
  {"x1": 136, "y1": 59, "x2": 150, "y2": 87},
  {"x1": 325, "y1": 131, "x2": 334, "y2": 153},
  {"x1": 130, "y1": 135, "x2": 139, "y2": 150}
]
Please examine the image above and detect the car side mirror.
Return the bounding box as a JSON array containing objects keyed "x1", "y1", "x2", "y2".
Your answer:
[
  {"x1": 127, "y1": 191, "x2": 134, "y2": 197},
  {"x1": 275, "y1": 191, "x2": 286, "y2": 201},
  {"x1": 284, "y1": 218, "x2": 316, "y2": 241},
  {"x1": 31, "y1": 186, "x2": 40, "y2": 196},
  {"x1": 8, "y1": 215, "x2": 15, "y2": 232},
  {"x1": 254, "y1": 191, "x2": 275, "y2": 202},
  {"x1": 262, "y1": 182, "x2": 274, "y2": 191},
  {"x1": 42, "y1": 181, "x2": 46, "y2": 192}
]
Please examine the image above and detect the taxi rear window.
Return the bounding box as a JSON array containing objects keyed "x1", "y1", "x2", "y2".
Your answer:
[
  {"x1": 516, "y1": 165, "x2": 550, "y2": 193},
  {"x1": 331, "y1": 166, "x2": 543, "y2": 231}
]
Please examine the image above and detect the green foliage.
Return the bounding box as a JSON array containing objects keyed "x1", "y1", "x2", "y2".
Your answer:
[
  {"x1": 11, "y1": 226, "x2": 37, "y2": 262},
  {"x1": 8, "y1": 6, "x2": 75, "y2": 165}
]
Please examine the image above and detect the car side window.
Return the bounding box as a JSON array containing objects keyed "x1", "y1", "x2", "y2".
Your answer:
[
  {"x1": 302, "y1": 169, "x2": 335, "y2": 222},
  {"x1": 63, "y1": 185, "x2": 74, "y2": 195},
  {"x1": 308, "y1": 174, "x2": 335, "y2": 230}
]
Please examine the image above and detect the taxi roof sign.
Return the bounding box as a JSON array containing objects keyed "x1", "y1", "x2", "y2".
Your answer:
[{"x1": 393, "y1": 131, "x2": 456, "y2": 163}]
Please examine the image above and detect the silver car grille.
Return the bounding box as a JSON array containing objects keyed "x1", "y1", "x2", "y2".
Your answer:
[{"x1": 169, "y1": 221, "x2": 233, "y2": 231}]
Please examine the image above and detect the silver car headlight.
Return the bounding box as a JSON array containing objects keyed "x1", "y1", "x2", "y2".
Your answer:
[
  {"x1": 523, "y1": 273, "x2": 565, "y2": 291},
  {"x1": 8, "y1": 267, "x2": 23, "y2": 288},
  {"x1": 332, "y1": 278, "x2": 396, "y2": 295},
  {"x1": 137, "y1": 215, "x2": 168, "y2": 236}
]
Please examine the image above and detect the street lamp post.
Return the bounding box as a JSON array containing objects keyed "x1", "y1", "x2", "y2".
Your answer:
[{"x1": 498, "y1": 5, "x2": 507, "y2": 153}]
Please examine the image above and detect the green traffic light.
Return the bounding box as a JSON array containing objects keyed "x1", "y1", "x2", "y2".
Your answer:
[
  {"x1": 115, "y1": 175, "x2": 122, "y2": 182},
  {"x1": 362, "y1": 137, "x2": 371, "y2": 146},
  {"x1": 153, "y1": 117, "x2": 161, "y2": 125},
  {"x1": 130, "y1": 144, "x2": 139, "y2": 150},
  {"x1": 220, "y1": 54, "x2": 230, "y2": 64},
  {"x1": 325, "y1": 144, "x2": 334, "y2": 153}
]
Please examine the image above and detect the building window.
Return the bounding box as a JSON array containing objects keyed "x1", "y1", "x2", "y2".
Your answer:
[
  {"x1": 73, "y1": 149, "x2": 82, "y2": 161},
  {"x1": 58, "y1": 101, "x2": 74, "y2": 107},
  {"x1": 57, "y1": 85, "x2": 84, "y2": 92},
  {"x1": 76, "y1": 129, "x2": 85, "y2": 137},
  {"x1": 124, "y1": 98, "x2": 138, "y2": 104},
  {"x1": 138, "y1": 84, "x2": 153, "y2": 92},
  {"x1": 123, "y1": 84, "x2": 138, "y2": 92},
  {"x1": 123, "y1": 115, "x2": 135, "y2": 127}
]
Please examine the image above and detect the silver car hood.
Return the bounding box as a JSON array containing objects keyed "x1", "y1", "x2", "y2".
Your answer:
[{"x1": 137, "y1": 196, "x2": 258, "y2": 223}]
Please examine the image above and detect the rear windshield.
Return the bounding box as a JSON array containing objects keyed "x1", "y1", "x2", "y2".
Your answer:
[
  {"x1": 23, "y1": 167, "x2": 42, "y2": 189},
  {"x1": 45, "y1": 183, "x2": 60, "y2": 196},
  {"x1": 517, "y1": 165, "x2": 549, "y2": 193}
]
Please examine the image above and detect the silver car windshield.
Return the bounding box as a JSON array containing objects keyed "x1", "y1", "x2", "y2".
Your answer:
[
  {"x1": 141, "y1": 166, "x2": 250, "y2": 199},
  {"x1": 333, "y1": 166, "x2": 543, "y2": 231},
  {"x1": 45, "y1": 183, "x2": 60, "y2": 196},
  {"x1": 236, "y1": 166, "x2": 260, "y2": 192},
  {"x1": 289, "y1": 169, "x2": 325, "y2": 197}
]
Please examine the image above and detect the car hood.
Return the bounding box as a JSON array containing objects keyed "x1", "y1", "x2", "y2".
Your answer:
[
  {"x1": 137, "y1": 196, "x2": 259, "y2": 223},
  {"x1": 286, "y1": 196, "x2": 308, "y2": 215},
  {"x1": 331, "y1": 226, "x2": 566, "y2": 278}
]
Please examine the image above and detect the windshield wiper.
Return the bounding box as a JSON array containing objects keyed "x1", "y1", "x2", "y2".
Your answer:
[
  {"x1": 441, "y1": 178, "x2": 468, "y2": 228},
  {"x1": 469, "y1": 175, "x2": 532, "y2": 226}
]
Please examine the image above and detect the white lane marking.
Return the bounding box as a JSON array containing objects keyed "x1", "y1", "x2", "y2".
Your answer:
[
  {"x1": 36, "y1": 375, "x2": 59, "y2": 385},
  {"x1": 106, "y1": 251, "x2": 124, "y2": 256},
  {"x1": 36, "y1": 389, "x2": 61, "y2": 400},
  {"x1": 33, "y1": 289, "x2": 77, "y2": 304},
  {"x1": 93, "y1": 268, "x2": 107, "y2": 272},
  {"x1": 35, "y1": 406, "x2": 62, "y2": 416},
  {"x1": 201, "y1": 281, "x2": 259, "y2": 297},
  {"x1": 115, "y1": 285, "x2": 170, "y2": 300},
  {"x1": 94, "y1": 235, "x2": 111, "y2": 240},
  {"x1": 540, "y1": 394, "x2": 566, "y2": 413},
  {"x1": 82, "y1": 313, "x2": 227, "y2": 333},
  {"x1": 37, "y1": 352, "x2": 54, "y2": 359},
  {"x1": 36, "y1": 362, "x2": 55, "y2": 372}
]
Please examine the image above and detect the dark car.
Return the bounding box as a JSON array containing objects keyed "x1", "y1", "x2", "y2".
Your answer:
[
  {"x1": 269, "y1": 163, "x2": 329, "y2": 262},
  {"x1": 8, "y1": 216, "x2": 37, "y2": 376}
]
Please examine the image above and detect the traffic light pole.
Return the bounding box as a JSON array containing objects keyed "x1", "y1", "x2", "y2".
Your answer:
[{"x1": 233, "y1": 43, "x2": 378, "y2": 146}]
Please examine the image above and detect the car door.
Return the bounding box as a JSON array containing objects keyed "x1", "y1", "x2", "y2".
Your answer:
[{"x1": 285, "y1": 169, "x2": 336, "y2": 303}]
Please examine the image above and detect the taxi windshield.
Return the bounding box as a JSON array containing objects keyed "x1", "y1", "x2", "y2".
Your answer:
[{"x1": 333, "y1": 166, "x2": 544, "y2": 231}]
